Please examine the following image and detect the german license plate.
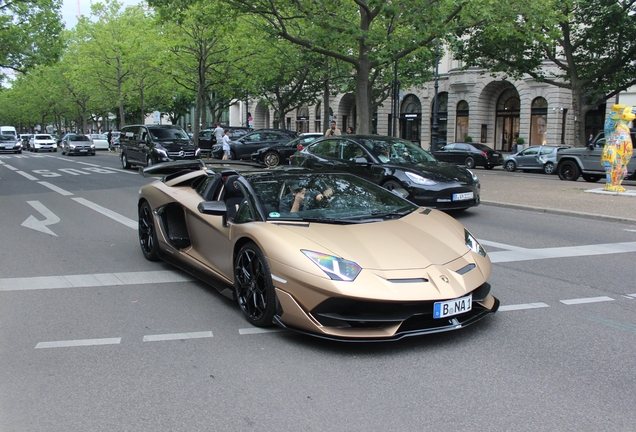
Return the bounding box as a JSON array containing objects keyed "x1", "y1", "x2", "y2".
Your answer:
[
  {"x1": 433, "y1": 294, "x2": 472, "y2": 318},
  {"x1": 493, "y1": 153, "x2": 500, "y2": 157},
  {"x1": 3, "y1": 145, "x2": 12, "y2": 149},
  {"x1": 452, "y1": 192, "x2": 473, "y2": 201},
  {"x1": 80, "y1": 149, "x2": 87, "y2": 152}
]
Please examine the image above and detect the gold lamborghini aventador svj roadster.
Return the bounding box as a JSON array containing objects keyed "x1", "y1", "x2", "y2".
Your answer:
[{"x1": 137, "y1": 160, "x2": 499, "y2": 341}]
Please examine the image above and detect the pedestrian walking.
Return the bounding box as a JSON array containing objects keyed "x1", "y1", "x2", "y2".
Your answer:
[
  {"x1": 107, "y1": 129, "x2": 113, "y2": 149},
  {"x1": 221, "y1": 129, "x2": 231, "y2": 160}
]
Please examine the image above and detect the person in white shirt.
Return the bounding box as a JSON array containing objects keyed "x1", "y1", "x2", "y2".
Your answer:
[
  {"x1": 213, "y1": 123, "x2": 225, "y2": 145},
  {"x1": 222, "y1": 129, "x2": 231, "y2": 160}
]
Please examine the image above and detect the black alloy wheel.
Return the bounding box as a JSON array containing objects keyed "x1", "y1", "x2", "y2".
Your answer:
[
  {"x1": 504, "y1": 160, "x2": 517, "y2": 172},
  {"x1": 263, "y1": 151, "x2": 280, "y2": 167},
  {"x1": 557, "y1": 160, "x2": 581, "y2": 181},
  {"x1": 465, "y1": 156, "x2": 475, "y2": 169},
  {"x1": 543, "y1": 162, "x2": 554, "y2": 175},
  {"x1": 121, "y1": 152, "x2": 131, "y2": 169},
  {"x1": 234, "y1": 242, "x2": 276, "y2": 327},
  {"x1": 138, "y1": 201, "x2": 160, "y2": 261}
]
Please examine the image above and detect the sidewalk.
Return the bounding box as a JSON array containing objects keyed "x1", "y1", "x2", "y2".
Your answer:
[{"x1": 477, "y1": 170, "x2": 636, "y2": 225}]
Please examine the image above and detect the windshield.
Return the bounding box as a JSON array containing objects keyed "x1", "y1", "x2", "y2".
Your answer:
[
  {"x1": 358, "y1": 138, "x2": 436, "y2": 164},
  {"x1": 0, "y1": 135, "x2": 15, "y2": 141},
  {"x1": 35, "y1": 135, "x2": 52, "y2": 140},
  {"x1": 91, "y1": 134, "x2": 107, "y2": 139},
  {"x1": 247, "y1": 172, "x2": 417, "y2": 222},
  {"x1": 70, "y1": 135, "x2": 90, "y2": 141},
  {"x1": 149, "y1": 127, "x2": 189, "y2": 140}
]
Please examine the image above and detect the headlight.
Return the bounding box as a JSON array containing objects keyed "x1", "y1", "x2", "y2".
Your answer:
[
  {"x1": 69, "y1": 144, "x2": 75, "y2": 149},
  {"x1": 156, "y1": 147, "x2": 168, "y2": 157},
  {"x1": 405, "y1": 171, "x2": 436, "y2": 186},
  {"x1": 466, "y1": 169, "x2": 478, "y2": 182},
  {"x1": 195, "y1": 147, "x2": 201, "y2": 156},
  {"x1": 90, "y1": 144, "x2": 95, "y2": 148},
  {"x1": 465, "y1": 229, "x2": 486, "y2": 257},
  {"x1": 302, "y1": 250, "x2": 362, "y2": 281}
]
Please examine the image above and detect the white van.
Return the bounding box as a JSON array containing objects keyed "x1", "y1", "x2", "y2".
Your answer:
[{"x1": 0, "y1": 126, "x2": 17, "y2": 139}]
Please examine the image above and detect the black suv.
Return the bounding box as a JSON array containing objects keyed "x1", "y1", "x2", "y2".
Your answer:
[
  {"x1": 119, "y1": 124, "x2": 200, "y2": 169},
  {"x1": 211, "y1": 128, "x2": 298, "y2": 160},
  {"x1": 556, "y1": 130, "x2": 636, "y2": 182}
]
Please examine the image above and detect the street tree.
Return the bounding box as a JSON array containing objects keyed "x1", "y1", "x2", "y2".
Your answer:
[
  {"x1": 452, "y1": 0, "x2": 636, "y2": 147},
  {"x1": 148, "y1": 0, "x2": 469, "y2": 134},
  {"x1": 0, "y1": 0, "x2": 64, "y2": 75}
]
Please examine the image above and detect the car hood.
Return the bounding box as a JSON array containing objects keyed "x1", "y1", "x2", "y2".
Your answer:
[
  {"x1": 386, "y1": 161, "x2": 475, "y2": 184},
  {"x1": 275, "y1": 210, "x2": 468, "y2": 270},
  {"x1": 158, "y1": 140, "x2": 196, "y2": 150}
]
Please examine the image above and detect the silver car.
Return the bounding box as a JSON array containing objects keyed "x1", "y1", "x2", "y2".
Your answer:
[{"x1": 503, "y1": 145, "x2": 568, "y2": 174}]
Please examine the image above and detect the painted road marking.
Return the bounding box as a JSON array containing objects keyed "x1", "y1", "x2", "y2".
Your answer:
[
  {"x1": 21, "y1": 200, "x2": 60, "y2": 236},
  {"x1": 35, "y1": 338, "x2": 121, "y2": 349},
  {"x1": 239, "y1": 327, "x2": 284, "y2": 335},
  {"x1": 143, "y1": 331, "x2": 213, "y2": 342},
  {"x1": 560, "y1": 296, "x2": 615, "y2": 305},
  {"x1": 72, "y1": 197, "x2": 137, "y2": 229},
  {"x1": 488, "y1": 242, "x2": 636, "y2": 263},
  {"x1": 498, "y1": 302, "x2": 550, "y2": 312},
  {"x1": 38, "y1": 181, "x2": 73, "y2": 196},
  {"x1": 0, "y1": 270, "x2": 194, "y2": 292},
  {"x1": 16, "y1": 171, "x2": 38, "y2": 180},
  {"x1": 2, "y1": 164, "x2": 17, "y2": 170}
]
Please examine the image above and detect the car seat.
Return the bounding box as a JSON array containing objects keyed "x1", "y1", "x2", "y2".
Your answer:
[{"x1": 222, "y1": 175, "x2": 245, "y2": 222}]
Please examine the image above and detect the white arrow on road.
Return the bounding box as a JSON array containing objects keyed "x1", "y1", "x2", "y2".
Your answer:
[{"x1": 21, "y1": 200, "x2": 60, "y2": 236}]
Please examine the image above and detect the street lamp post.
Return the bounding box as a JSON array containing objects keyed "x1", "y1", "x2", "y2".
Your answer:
[
  {"x1": 431, "y1": 36, "x2": 440, "y2": 153},
  {"x1": 245, "y1": 91, "x2": 249, "y2": 128},
  {"x1": 392, "y1": 59, "x2": 400, "y2": 137}
]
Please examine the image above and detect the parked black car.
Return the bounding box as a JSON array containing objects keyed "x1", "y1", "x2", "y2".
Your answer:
[
  {"x1": 119, "y1": 124, "x2": 200, "y2": 169},
  {"x1": 211, "y1": 129, "x2": 298, "y2": 160},
  {"x1": 432, "y1": 142, "x2": 503, "y2": 169},
  {"x1": 251, "y1": 133, "x2": 323, "y2": 167},
  {"x1": 60, "y1": 133, "x2": 95, "y2": 156},
  {"x1": 198, "y1": 126, "x2": 252, "y2": 153},
  {"x1": 291, "y1": 135, "x2": 481, "y2": 211}
]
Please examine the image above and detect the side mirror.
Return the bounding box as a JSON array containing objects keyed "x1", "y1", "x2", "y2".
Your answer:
[
  {"x1": 197, "y1": 201, "x2": 227, "y2": 216},
  {"x1": 198, "y1": 201, "x2": 228, "y2": 226}
]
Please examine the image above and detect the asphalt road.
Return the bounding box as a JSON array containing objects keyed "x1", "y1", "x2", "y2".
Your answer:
[{"x1": 1, "y1": 151, "x2": 635, "y2": 431}]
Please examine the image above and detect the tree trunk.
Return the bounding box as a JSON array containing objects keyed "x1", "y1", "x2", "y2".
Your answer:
[
  {"x1": 323, "y1": 55, "x2": 329, "y2": 134},
  {"x1": 571, "y1": 88, "x2": 587, "y2": 148},
  {"x1": 355, "y1": 58, "x2": 372, "y2": 134}
]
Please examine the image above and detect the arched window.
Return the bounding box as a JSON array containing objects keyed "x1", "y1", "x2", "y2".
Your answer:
[
  {"x1": 530, "y1": 97, "x2": 548, "y2": 145},
  {"x1": 400, "y1": 95, "x2": 421, "y2": 142},
  {"x1": 456, "y1": 100, "x2": 469, "y2": 142}
]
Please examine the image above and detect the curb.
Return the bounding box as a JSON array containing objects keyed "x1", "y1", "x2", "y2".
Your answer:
[{"x1": 481, "y1": 200, "x2": 636, "y2": 225}]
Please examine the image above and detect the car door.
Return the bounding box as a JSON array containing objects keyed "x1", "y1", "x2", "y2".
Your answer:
[
  {"x1": 198, "y1": 130, "x2": 213, "y2": 151},
  {"x1": 333, "y1": 140, "x2": 376, "y2": 180},
  {"x1": 434, "y1": 143, "x2": 455, "y2": 162},
  {"x1": 581, "y1": 138, "x2": 604, "y2": 171},
  {"x1": 233, "y1": 133, "x2": 262, "y2": 159},
  {"x1": 516, "y1": 146, "x2": 540, "y2": 169},
  {"x1": 300, "y1": 139, "x2": 339, "y2": 169}
]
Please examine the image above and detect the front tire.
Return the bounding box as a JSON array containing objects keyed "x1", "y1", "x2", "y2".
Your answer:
[
  {"x1": 138, "y1": 201, "x2": 160, "y2": 261},
  {"x1": 557, "y1": 160, "x2": 581, "y2": 181},
  {"x1": 465, "y1": 156, "x2": 475, "y2": 169},
  {"x1": 504, "y1": 160, "x2": 516, "y2": 172},
  {"x1": 234, "y1": 242, "x2": 276, "y2": 327},
  {"x1": 382, "y1": 179, "x2": 403, "y2": 193},
  {"x1": 263, "y1": 151, "x2": 280, "y2": 167},
  {"x1": 121, "y1": 152, "x2": 131, "y2": 169}
]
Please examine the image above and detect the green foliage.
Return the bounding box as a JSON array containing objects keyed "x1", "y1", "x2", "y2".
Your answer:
[
  {"x1": 0, "y1": 0, "x2": 64, "y2": 74},
  {"x1": 516, "y1": 137, "x2": 525, "y2": 145},
  {"x1": 464, "y1": 135, "x2": 472, "y2": 142}
]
